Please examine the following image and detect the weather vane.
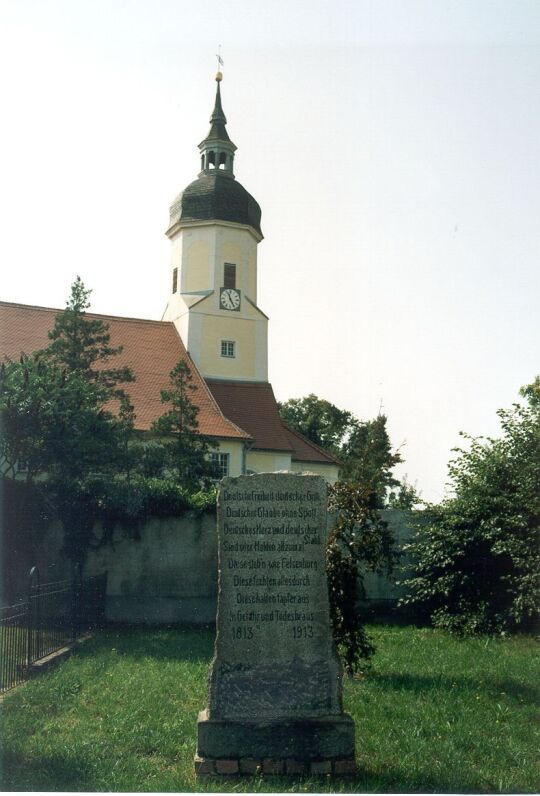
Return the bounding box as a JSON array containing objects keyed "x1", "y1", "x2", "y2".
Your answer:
[{"x1": 215, "y1": 45, "x2": 223, "y2": 81}]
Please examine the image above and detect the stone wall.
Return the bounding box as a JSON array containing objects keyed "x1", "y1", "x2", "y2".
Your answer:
[
  {"x1": 85, "y1": 512, "x2": 218, "y2": 625},
  {"x1": 84, "y1": 508, "x2": 416, "y2": 625}
]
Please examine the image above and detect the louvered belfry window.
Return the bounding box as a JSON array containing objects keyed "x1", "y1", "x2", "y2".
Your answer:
[{"x1": 224, "y1": 263, "x2": 236, "y2": 288}]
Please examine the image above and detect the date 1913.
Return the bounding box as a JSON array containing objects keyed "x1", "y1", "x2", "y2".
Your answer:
[{"x1": 292, "y1": 625, "x2": 313, "y2": 639}]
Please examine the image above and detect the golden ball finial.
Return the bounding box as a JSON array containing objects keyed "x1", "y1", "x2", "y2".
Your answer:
[{"x1": 215, "y1": 71, "x2": 223, "y2": 82}]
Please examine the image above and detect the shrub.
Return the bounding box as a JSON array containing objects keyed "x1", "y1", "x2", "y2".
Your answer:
[{"x1": 400, "y1": 379, "x2": 540, "y2": 634}]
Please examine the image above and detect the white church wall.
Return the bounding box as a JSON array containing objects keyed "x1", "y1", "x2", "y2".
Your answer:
[
  {"x1": 290, "y1": 461, "x2": 340, "y2": 484},
  {"x1": 213, "y1": 439, "x2": 245, "y2": 477},
  {"x1": 246, "y1": 450, "x2": 292, "y2": 474}
]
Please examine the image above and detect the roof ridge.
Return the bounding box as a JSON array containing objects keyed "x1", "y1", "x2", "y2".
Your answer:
[
  {"x1": 205, "y1": 378, "x2": 270, "y2": 387},
  {"x1": 281, "y1": 421, "x2": 342, "y2": 466},
  {"x1": 0, "y1": 300, "x2": 168, "y2": 327}
]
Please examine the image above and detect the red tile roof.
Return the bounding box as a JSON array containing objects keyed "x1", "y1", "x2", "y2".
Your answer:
[
  {"x1": 206, "y1": 379, "x2": 340, "y2": 466},
  {"x1": 206, "y1": 379, "x2": 293, "y2": 452},
  {"x1": 0, "y1": 301, "x2": 341, "y2": 466},
  {"x1": 281, "y1": 423, "x2": 342, "y2": 465},
  {"x1": 0, "y1": 301, "x2": 250, "y2": 440}
]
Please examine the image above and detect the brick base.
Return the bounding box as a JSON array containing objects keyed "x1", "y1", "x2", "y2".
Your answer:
[{"x1": 194, "y1": 755, "x2": 356, "y2": 777}]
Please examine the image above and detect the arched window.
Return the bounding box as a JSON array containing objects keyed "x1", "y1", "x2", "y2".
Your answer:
[{"x1": 208, "y1": 151, "x2": 216, "y2": 169}]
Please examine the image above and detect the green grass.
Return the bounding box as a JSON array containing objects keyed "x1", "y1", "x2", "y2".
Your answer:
[{"x1": 0, "y1": 625, "x2": 538, "y2": 792}]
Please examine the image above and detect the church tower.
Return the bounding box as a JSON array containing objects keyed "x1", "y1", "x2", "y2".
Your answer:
[{"x1": 162, "y1": 74, "x2": 268, "y2": 383}]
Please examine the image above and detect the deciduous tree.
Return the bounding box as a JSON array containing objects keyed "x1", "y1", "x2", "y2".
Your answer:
[
  {"x1": 400, "y1": 378, "x2": 540, "y2": 634},
  {"x1": 278, "y1": 394, "x2": 355, "y2": 455},
  {"x1": 279, "y1": 394, "x2": 403, "y2": 505}
]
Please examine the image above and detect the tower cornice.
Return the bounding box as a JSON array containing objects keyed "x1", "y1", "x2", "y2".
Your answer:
[{"x1": 166, "y1": 217, "x2": 263, "y2": 243}]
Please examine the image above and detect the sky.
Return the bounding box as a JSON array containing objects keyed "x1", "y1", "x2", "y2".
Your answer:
[{"x1": 0, "y1": 0, "x2": 539, "y2": 502}]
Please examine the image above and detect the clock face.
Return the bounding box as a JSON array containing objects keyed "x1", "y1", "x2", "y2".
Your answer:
[{"x1": 220, "y1": 287, "x2": 241, "y2": 311}]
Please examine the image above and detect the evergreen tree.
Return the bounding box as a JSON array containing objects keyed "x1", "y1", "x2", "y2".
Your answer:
[
  {"x1": 151, "y1": 360, "x2": 217, "y2": 490},
  {"x1": 0, "y1": 279, "x2": 135, "y2": 561}
]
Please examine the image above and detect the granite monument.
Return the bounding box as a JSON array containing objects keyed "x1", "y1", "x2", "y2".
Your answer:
[{"x1": 195, "y1": 473, "x2": 356, "y2": 776}]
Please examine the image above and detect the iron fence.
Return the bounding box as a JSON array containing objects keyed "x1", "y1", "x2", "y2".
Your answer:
[
  {"x1": 0, "y1": 564, "x2": 105, "y2": 694},
  {"x1": 0, "y1": 601, "x2": 28, "y2": 691}
]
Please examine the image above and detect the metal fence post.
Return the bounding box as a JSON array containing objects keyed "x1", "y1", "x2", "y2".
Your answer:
[
  {"x1": 72, "y1": 563, "x2": 82, "y2": 641},
  {"x1": 26, "y1": 566, "x2": 39, "y2": 669}
]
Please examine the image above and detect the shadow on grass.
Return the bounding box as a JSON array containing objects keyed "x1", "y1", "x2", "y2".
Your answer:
[
  {"x1": 195, "y1": 763, "x2": 492, "y2": 794},
  {"x1": 73, "y1": 626, "x2": 215, "y2": 665},
  {"x1": 1, "y1": 750, "x2": 97, "y2": 792},
  {"x1": 0, "y1": 752, "x2": 479, "y2": 795},
  {"x1": 366, "y1": 671, "x2": 538, "y2": 705}
]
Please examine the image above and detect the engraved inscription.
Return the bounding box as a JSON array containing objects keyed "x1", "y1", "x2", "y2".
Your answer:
[
  {"x1": 209, "y1": 473, "x2": 342, "y2": 720},
  {"x1": 219, "y1": 484, "x2": 326, "y2": 651}
]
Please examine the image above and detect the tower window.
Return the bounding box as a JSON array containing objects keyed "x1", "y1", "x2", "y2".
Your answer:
[
  {"x1": 224, "y1": 263, "x2": 236, "y2": 288},
  {"x1": 221, "y1": 340, "x2": 235, "y2": 358},
  {"x1": 210, "y1": 452, "x2": 230, "y2": 479},
  {"x1": 172, "y1": 267, "x2": 178, "y2": 293},
  {"x1": 219, "y1": 152, "x2": 227, "y2": 169}
]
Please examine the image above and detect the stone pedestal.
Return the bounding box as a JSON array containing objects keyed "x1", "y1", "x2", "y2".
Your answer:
[{"x1": 195, "y1": 474, "x2": 356, "y2": 776}]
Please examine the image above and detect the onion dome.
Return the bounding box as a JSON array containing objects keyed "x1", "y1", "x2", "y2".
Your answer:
[{"x1": 167, "y1": 74, "x2": 262, "y2": 239}]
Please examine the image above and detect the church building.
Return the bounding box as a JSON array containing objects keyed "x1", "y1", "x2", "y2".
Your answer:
[{"x1": 0, "y1": 75, "x2": 340, "y2": 483}]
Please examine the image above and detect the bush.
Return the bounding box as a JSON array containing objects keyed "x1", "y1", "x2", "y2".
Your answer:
[
  {"x1": 45, "y1": 475, "x2": 217, "y2": 549},
  {"x1": 400, "y1": 379, "x2": 540, "y2": 634}
]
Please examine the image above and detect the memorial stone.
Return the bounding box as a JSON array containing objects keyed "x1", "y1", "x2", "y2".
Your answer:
[{"x1": 195, "y1": 473, "x2": 356, "y2": 776}]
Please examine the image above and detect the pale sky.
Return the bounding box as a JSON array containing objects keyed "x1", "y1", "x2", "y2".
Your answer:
[{"x1": 1, "y1": 0, "x2": 539, "y2": 502}]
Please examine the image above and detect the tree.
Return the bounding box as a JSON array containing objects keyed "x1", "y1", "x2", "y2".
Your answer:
[
  {"x1": 0, "y1": 279, "x2": 135, "y2": 561},
  {"x1": 339, "y1": 415, "x2": 402, "y2": 506},
  {"x1": 278, "y1": 394, "x2": 356, "y2": 455},
  {"x1": 278, "y1": 394, "x2": 403, "y2": 505},
  {"x1": 327, "y1": 481, "x2": 397, "y2": 674},
  {"x1": 43, "y1": 276, "x2": 134, "y2": 413},
  {"x1": 0, "y1": 354, "x2": 61, "y2": 482},
  {"x1": 400, "y1": 379, "x2": 540, "y2": 634},
  {"x1": 150, "y1": 360, "x2": 217, "y2": 491},
  {"x1": 279, "y1": 395, "x2": 405, "y2": 670},
  {"x1": 387, "y1": 477, "x2": 422, "y2": 510}
]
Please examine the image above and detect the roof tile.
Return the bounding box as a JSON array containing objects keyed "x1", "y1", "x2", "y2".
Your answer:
[
  {"x1": 281, "y1": 423, "x2": 342, "y2": 465},
  {"x1": 206, "y1": 379, "x2": 292, "y2": 452},
  {"x1": 206, "y1": 380, "x2": 340, "y2": 465},
  {"x1": 0, "y1": 301, "x2": 249, "y2": 440}
]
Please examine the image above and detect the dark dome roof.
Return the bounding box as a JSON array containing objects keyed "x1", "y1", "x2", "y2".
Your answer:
[{"x1": 168, "y1": 173, "x2": 262, "y2": 237}]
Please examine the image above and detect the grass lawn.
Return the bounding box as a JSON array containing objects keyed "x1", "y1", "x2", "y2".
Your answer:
[{"x1": 0, "y1": 624, "x2": 538, "y2": 792}]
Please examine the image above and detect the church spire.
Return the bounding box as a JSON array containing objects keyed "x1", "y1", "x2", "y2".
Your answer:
[{"x1": 198, "y1": 73, "x2": 237, "y2": 177}]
